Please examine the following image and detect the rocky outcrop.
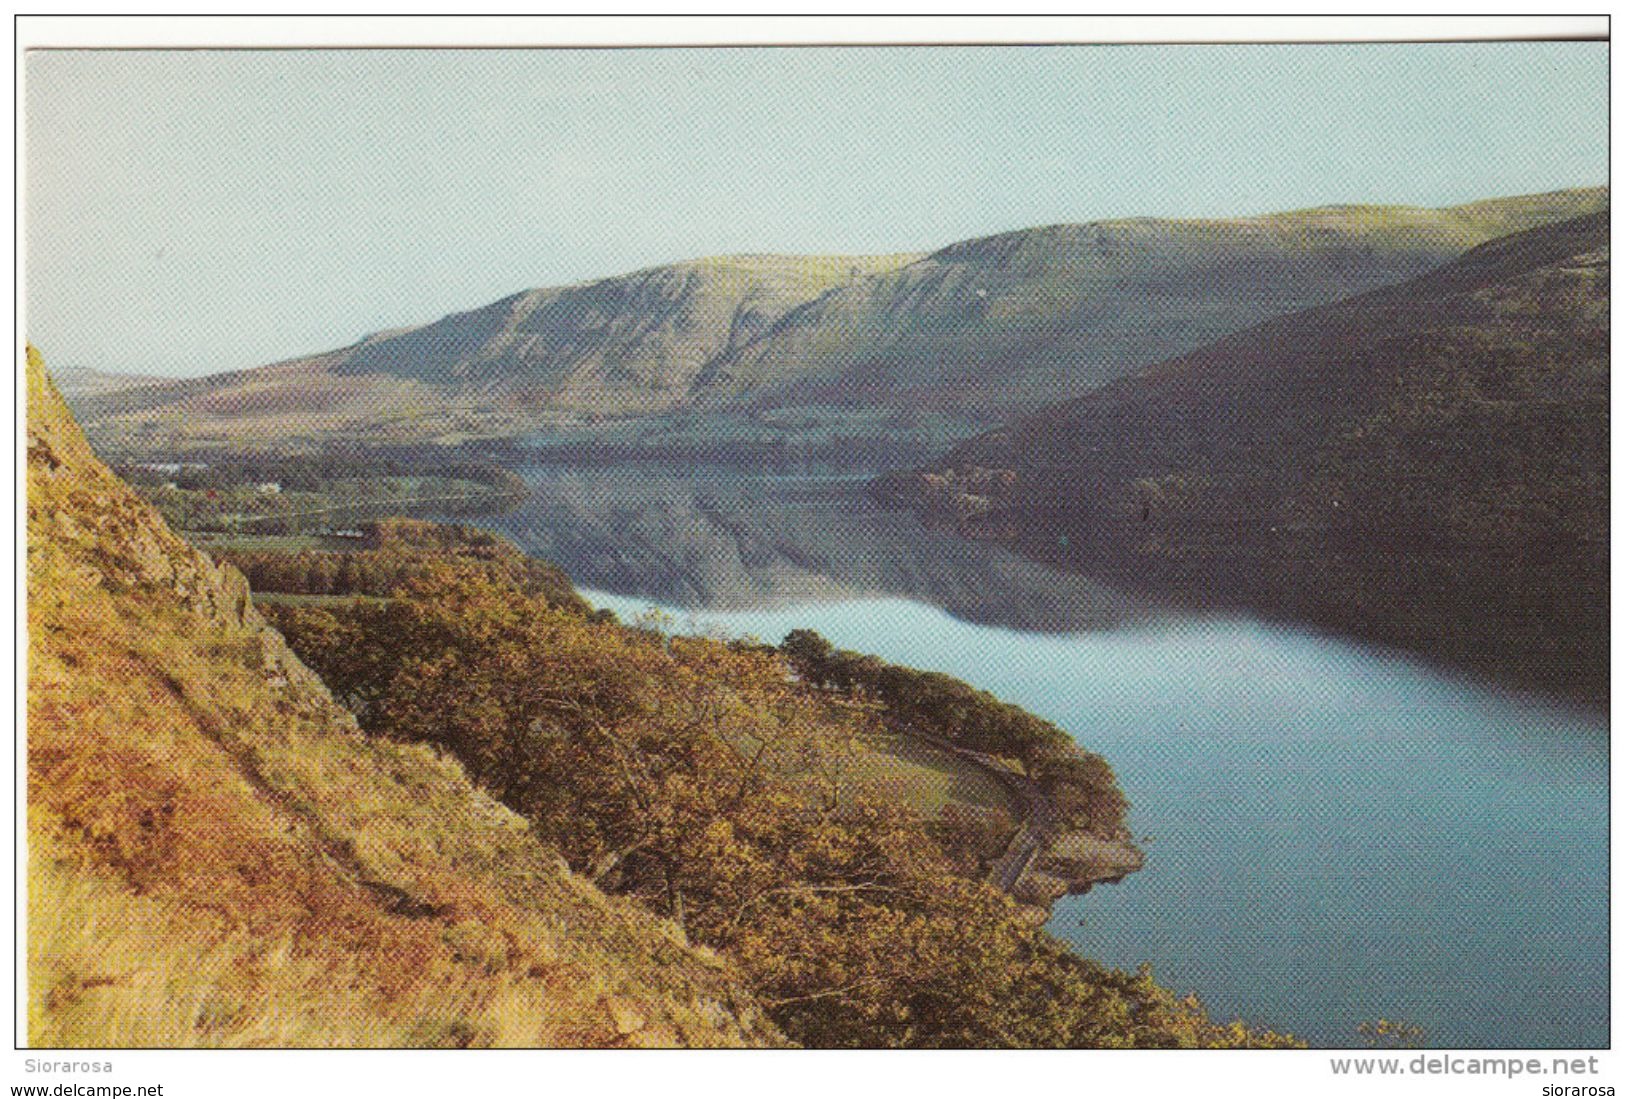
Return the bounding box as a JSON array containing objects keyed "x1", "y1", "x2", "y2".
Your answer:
[{"x1": 901, "y1": 721, "x2": 1142, "y2": 914}]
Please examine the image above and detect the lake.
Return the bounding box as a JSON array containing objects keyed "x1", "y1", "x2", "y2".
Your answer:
[{"x1": 466, "y1": 464, "x2": 1609, "y2": 1048}]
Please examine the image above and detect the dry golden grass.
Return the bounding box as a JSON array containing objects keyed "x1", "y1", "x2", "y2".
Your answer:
[{"x1": 27, "y1": 347, "x2": 780, "y2": 1049}]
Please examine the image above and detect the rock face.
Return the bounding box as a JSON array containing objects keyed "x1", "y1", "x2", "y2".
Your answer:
[
  {"x1": 75, "y1": 187, "x2": 1606, "y2": 451},
  {"x1": 26, "y1": 345, "x2": 784, "y2": 1048},
  {"x1": 1017, "y1": 833, "x2": 1145, "y2": 909}
]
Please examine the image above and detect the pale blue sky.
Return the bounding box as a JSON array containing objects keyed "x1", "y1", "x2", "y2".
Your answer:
[{"x1": 25, "y1": 43, "x2": 1608, "y2": 377}]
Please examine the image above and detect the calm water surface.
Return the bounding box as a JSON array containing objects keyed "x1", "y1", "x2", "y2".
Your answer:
[{"x1": 472, "y1": 466, "x2": 1608, "y2": 1048}]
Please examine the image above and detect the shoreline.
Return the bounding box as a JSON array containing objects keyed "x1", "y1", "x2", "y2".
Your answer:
[{"x1": 898, "y1": 720, "x2": 1145, "y2": 913}]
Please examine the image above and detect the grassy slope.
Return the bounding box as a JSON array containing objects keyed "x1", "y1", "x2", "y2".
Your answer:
[
  {"x1": 75, "y1": 188, "x2": 1605, "y2": 453},
  {"x1": 695, "y1": 187, "x2": 1607, "y2": 415},
  {"x1": 896, "y1": 211, "x2": 1609, "y2": 699},
  {"x1": 26, "y1": 347, "x2": 782, "y2": 1048}
]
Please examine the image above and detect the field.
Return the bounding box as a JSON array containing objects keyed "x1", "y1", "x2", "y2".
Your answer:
[{"x1": 848, "y1": 725, "x2": 1019, "y2": 822}]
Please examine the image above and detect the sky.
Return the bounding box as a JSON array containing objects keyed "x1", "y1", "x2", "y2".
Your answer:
[{"x1": 24, "y1": 42, "x2": 1609, "y2": 378}]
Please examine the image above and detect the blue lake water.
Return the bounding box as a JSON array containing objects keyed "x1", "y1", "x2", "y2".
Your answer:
[{"x1": 472, "y1": 466, "x2": 1608, "y2": 1048}]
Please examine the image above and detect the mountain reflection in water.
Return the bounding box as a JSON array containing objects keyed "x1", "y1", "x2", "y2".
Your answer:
[{"x1": 470, "y1": 463, "x2": 1158, "y2": 631}]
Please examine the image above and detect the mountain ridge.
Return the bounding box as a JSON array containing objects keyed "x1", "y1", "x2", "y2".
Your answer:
[
  {"x1": 878, "y1": 209, "x2": 1610, "y2": 700},
  {"x1": 74, "y1": 185, "x2": 1606, "y2": 453}
]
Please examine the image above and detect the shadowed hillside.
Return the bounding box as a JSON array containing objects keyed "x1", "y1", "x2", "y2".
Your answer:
[
  {"x1": 26, "y1": 346, "x2": 781, "y2": 1048},
  {"x1": 50, "y1": 365, "x2": 166, "y2": 397},
  {"x1": 880, "y1": 210, "x2": 1609, "y2": 701},
  {"x1": 74, "y1": 187, "x2": 1604, "y2": 454}
]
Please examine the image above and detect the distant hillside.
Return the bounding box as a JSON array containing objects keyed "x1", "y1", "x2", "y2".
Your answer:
[
  {"x1": 75, "y1": 187, "x2": 1605, "y2": 454},
  {"x1": 26, "y1": 346, "x2": 780, "y2": 1047},
  {"x1": 881, "y1": 211, "x2": 1609, "y2": 700}
]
